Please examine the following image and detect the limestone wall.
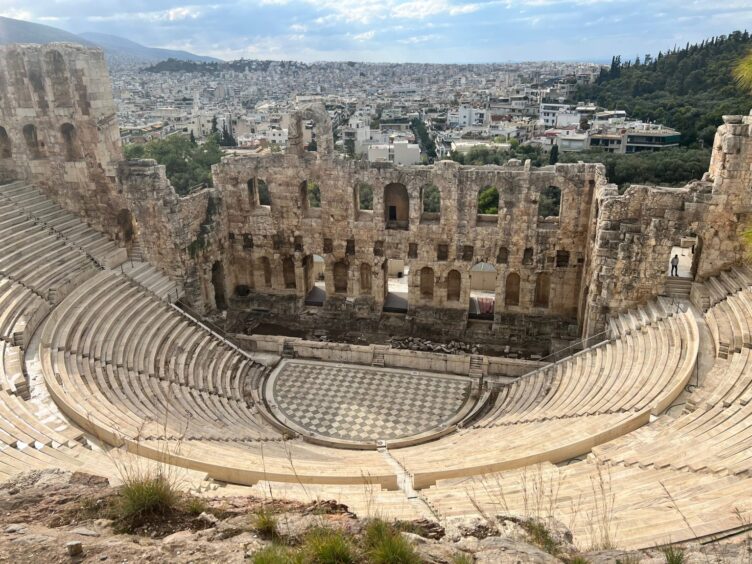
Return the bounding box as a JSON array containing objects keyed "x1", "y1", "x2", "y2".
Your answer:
[
  {"x1": 211, "y1": 141, "x2": 603, "y2": 336},
  {"x1": 0, "y1": 43, "x2": 125, "y2": 239},
  {"x1": 581, "y1": 113, "x2": 752, "y2": 338}
]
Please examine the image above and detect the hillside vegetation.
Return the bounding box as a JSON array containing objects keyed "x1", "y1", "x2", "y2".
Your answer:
[{"x1": 577, "y1": 30, "x2": 752, "y2": 146}]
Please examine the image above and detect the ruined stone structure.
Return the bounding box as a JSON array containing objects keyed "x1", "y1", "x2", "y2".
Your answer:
[
  {"x1": 6, "y1": 41, "x2": 752, "y2": 552},
  {"x1": 0, "y1": 44, "x2": 128, "y2": 242},
  {"x1": 2, "y1": 42, "x2": 751, "y2": 347}
]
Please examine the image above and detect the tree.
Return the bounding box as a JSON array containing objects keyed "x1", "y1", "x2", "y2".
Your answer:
[
  {"x1": 189, "y1": 130, "x2": 197, "y2": 145},
  {"x1": 477, "y1": 186, "x2": 499, "y2": 214},
  {"x1": 210, "y1": 115, "x2": 218, "y2": 134},
  {"x1": 123, "y1": 133, "x2": 223, "y2": 195},
  {"x1": 734, "y1": 49, "x2": 752, "y2": 92},
  {"x1": 219, "y1": 125, "x2": 236, "y2": 147},
  {"x1": 549, "y1": 144, "x2": 559, "y2": 165}
]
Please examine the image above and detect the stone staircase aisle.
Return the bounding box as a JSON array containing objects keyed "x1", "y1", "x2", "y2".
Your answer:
[{"x1": 664, "y1": 276, "x2": 693, "y2": 300}]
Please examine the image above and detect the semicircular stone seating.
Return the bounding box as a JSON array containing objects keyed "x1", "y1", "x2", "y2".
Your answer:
[
  {"x1": 420, "y1": 271, "x2": 752, "y2": 550},
  {"x1": 9, "y1": 180, "x2": 752, "y2": 546}
]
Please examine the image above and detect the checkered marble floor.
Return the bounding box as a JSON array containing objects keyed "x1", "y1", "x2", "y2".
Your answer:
[{"x1": 269, "y1": 361, "x2": 471, "y2": 443}]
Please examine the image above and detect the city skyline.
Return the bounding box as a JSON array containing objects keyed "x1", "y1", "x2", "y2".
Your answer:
[{"x1": 1, "y1": 0, "x2": 749, "y2": 64}]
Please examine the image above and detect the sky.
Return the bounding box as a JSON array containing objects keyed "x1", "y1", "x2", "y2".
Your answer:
[{"x1": 2, "y1": 0, "x2": 751, "y2": 63}]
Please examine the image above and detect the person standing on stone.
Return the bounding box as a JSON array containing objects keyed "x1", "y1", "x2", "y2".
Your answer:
[{"x1": 671, "y1": 254, "x2": 679, "y2": 277}]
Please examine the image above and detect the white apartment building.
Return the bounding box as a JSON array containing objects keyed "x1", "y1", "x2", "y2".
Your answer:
[
  {"x1": 447, "y1": 105, "x2": 487, "y2": 128},
  {"x1": 367, "y1": 139, "x2": 420, "y2": 165}
]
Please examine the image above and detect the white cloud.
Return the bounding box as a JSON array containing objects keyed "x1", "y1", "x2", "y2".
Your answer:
[
  {"x1": 398, "y1": 33, "x2": 439, "y2": 43},
  {"x1": 289, "y1": 23, "x2": 307, "y2": 32},
  {"x1": 352, "y1": 30, "x2": 376, "y2": 41}
]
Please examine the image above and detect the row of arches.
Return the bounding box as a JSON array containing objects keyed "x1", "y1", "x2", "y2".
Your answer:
[
  {"x1": 242, "y1": 177, "x2": 561, "y2": 226},
  {"x1": 242, "y1": 255, "x2": 552, "y2": 312},
  {"x1": 0, "y1": 123, "x2": 81, "y2": 161}
]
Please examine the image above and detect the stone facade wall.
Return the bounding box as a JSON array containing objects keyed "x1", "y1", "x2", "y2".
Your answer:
[
  {"x1": 0, "y1": 43, "x2": 125, "y2": 239},
  {"x1": 208, "y1": 112, "x2": 604, "y2": 339},
  {"x1": 581, "y1": 113, "x2": 752, "y2": 338}
]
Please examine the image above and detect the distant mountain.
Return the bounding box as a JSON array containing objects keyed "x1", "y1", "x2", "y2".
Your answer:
[
  {"x1": 0, "y1": 16, "x2": 95, "y2": 45},
  {"x1": 78, "y1": 32, "x2": 220, "y2": 63},
  {"x1": 0, "y1": 16, "x2": 221, "y2": 64}
]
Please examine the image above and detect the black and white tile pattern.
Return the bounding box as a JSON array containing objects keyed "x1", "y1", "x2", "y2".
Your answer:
[{"x1": 270, "y1": 361, "x2": 470, "y2": 443}]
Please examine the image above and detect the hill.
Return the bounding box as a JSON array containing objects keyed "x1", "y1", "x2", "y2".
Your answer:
[
  {"x1": 0, "y1": 16, "x2": 220, "y2": 64},
  {"x1": 0, "y1": 16, "x2": 95, "y2": 45},
  {"x1": 78, "y1": 32, "x2": 220, "y2": 63},
  {"x1": 577, "y1": 30, "x2": 752, "y2": 146}
]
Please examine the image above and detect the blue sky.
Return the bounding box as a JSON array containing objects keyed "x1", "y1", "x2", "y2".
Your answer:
[{"x1": 3, "y1": 1, "x2": 750, "y2": 63}]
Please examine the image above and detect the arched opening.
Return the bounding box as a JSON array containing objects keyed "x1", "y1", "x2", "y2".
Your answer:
[
  {"x1": 211, "y1": 261, "x2": 227, "y2": 310},
  {"x1": 356, "y1": 182, "x2": 373, "y2": 215},
  {"x1": 22, "y1": 124, "x2": 43, "y2": 159},
  {"x1": 259, "y1": 257, "x2": 272, "y2": 288},
  {"x1": 539, "y1": 186, "x2": 561, "y2": 218},
  {"x1": 282, "y1": 256, "x2": 296, "y2": 289},
  {"x1": 247, "y1": 178, "x2": 257, "y2": 208},
  {"x1": 333, "y1": 261, "x2": 348, "y2": 294},
  {"x1": 360, "y1": 262, "x2": 372, "y2": 294},
  {"x1": 469, "y1": 262, "x2": 496, "y2": 320},
  {"x1": 420, "y1": 184, "x2": 441, "y2": 223},
  {"x1": 300, "y1": 179, "x2": 320, "y2": 210},
  {"x1": 447, "y1": 269, "x2": 461, "y2": 302},
  {"x1": 304, "y1": 254, "x2": 326, "y2": 306},
  {"x1": 45, "y1": 50, "x2": 72, "y2": 107},
  {"x1": 497, "y1": 246, "x2": 509, "y2": 265},
  {"x1": 60, "y1": 123, "x2": 81, "y2": 161},
  {"x1": 505, "y1": 272, "x2": 520, "y2": 306},
  {"x1": 534, "y1": 272, "x2": 551, "y2": 308},
  {"x1": 383, "y1": 259, "x2": 408, "y2": 313},
  {"x1": 477, "y1": 186, "x2": 499, "y2": 224},
  {"x1": 258, "y1": 180, "x2": 271, "y2": 206},
  {"x1": 384, "y1": 183, "x2": 409, "y2": 230},
  {"x1": 116, "y1": 209, "x2": 135, "y2": 244},
  {"x1": 419, "y1": 267, "x2": 435, "y2": 300},
  {"x1": 0, "y1": 127, "x2": 11, "y2": 158}
]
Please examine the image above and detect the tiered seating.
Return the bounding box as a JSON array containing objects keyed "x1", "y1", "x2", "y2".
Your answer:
[
  {"x1": 420, "y1": 275, "x2": 752, "y2": 549},
  {"x1": 41, "y1": 270, "x2": 398, "y2": 489},
  {"x1": 0, "y1": 182, "x2": 126, "y2": 269},
  {"x1": 119, "y1": 261, "x2": 181, "y2": 303},
  {"x1": 701, "y1": 267, "x2": 752, "y2": 357},
  {"x1": 395, "y1": 306, "x2": 698, "y2": 488},
  {"x1": 608, "y1": 296, "x2": 681, "y2": 339}
]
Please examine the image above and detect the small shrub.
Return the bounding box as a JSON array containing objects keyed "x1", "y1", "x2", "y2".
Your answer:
[
  {"x1": 118, "y1": 472, "x2": 177, "y2": 525},
  {"x1": 254, "y1": 508, "x2": 279, "y2": 539},
  {"x1": 452, "y1": 554, "x2": 473, "y2": 564},
  {"x1": 364, "y1": 518, "x2": 421, "y2": 564},
  {"x1": 370, "y1": 532, "x2": 421, "y2": 564},
  {"x1": 186, "y1": 496, "x2": 208, "y2": 516},
  {"x1": 566, "y1": 557, "x2": 590, "y2": 564},
  {"x1": 523, "y1": 519, "x2": 560, "y2": 556},
  {"x1": 303, "y1": 528, "x2": 357, "y2": 563},
  {"x1": 252, "y1": 544, "x2": 302, "y2": 564},
  {"x1": 662, "y1": 545, "x2": 685, "y2": 564}
]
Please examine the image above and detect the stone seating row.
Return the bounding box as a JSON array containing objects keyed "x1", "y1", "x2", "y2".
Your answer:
[
  {"x1": 118, "y1": 261, "x2": 181, "y2": 303},
  {"x1": 42, "y1": 271, "x2": 274, "y2": 442},
  {"x1": 40, "y1": 270, "x2": 399, "y2": 489},
  {"x1": 607, "y1": 296, "x2": 681, "y2": 339},
  {"x1": 420, "y1": 457, "x2": 752, "y2": 550},
  {"x1": 390, "y1": 309, "x2": 696, "y2": 488},
  {"x1": 0, "y1": 277, "x2": 49, "y2": 348},
  {"x1": 480, "y1": 311, "x2": 695, "y2": 427},
  {"x1": 0, "y1": 182, "x2": 126, "y2": 269}
]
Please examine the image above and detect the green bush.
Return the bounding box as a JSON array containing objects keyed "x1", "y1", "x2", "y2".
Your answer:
[
  {"x1": 303, "y1": 528, "x2": 357, "y2": 563},
  {"x1": 185, "y1": 496, "x2": 208, "y2": 516},
  {"x1": 252, "y1": 545, "x2": 302, "y2": 564},
  {"x1": 118, "y1": 472, "x2": 177, "y2": 525},
  {"x1": 254, "y1": 508, "x2": 279, "y2": 539},
  {"x1": 661, "y1": 545, "x2": 685, "y2": 564},
  {"x1": 364, "y1": 519, "x2": 421, "y2": 564}
]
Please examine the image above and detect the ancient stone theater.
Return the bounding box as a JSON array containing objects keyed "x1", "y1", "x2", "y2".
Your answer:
[{"x1": 2, "y1": 42, "x2": 752, "y2": 549}]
